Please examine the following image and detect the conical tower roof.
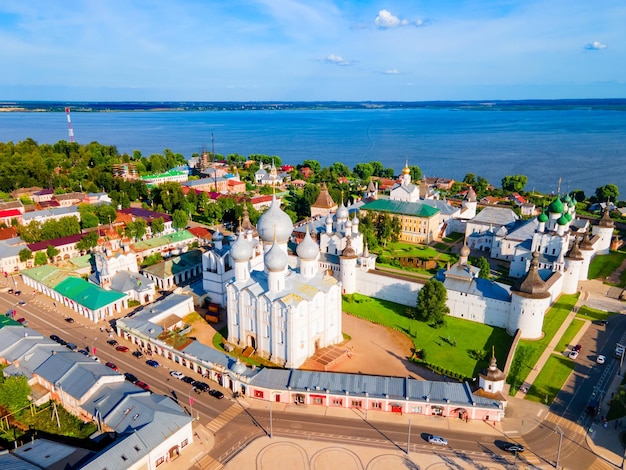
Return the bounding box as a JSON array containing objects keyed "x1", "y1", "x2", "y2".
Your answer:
[
  {"x1": 513, "y1": 251, "x2": 550, "y2": 298},
  {"x1": 311, "y1": 182, "x2": 336, "y2": 209}
]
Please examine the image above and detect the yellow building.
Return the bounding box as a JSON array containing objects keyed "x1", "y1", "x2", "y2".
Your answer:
[{"x1": 360, "y1": 199, "x2": 441, "y2": 244}]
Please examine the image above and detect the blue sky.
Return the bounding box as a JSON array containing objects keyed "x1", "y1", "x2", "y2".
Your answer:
[{"x1": 1, "y1": 0, "x2": 624, "y2": 101}]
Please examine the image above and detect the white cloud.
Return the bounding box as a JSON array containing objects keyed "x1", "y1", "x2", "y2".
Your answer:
[
  {"x1": 374, "y1": 9, "x2": 426, "y2": 29},
  {"x1": 384, "y1": 69, "x2": 400, "y2": 74},
  {"x1": 324, "y1": 54, "x2": 353, "y2": 66},
  {"x1": 585, "y1": 41, "x2": 607, "y2": 51}
]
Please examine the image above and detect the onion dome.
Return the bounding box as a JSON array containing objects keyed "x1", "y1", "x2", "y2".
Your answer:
[
  {"x1": 296, "y1": 227, "x2": 319, "y2": 260},
  {"x1": 345, "y1": 219, "x2": 353, "y2": 230},
  {"x1": 548, "y1": 197, "x2": 564, "y2": 214},
  {"x1": 564, "y1": 211, "x2": 573, "y2": 222},
  {"x1": 564, "y1": 194, "x2": 572, "y2": 204},
  {"x1": 481, "y1": 348, "x2": 506, "y2": 382},
  {"x1": 230, "y1": 231, "x2": 253, "y2": 261},
  {"x1": 580, "y1": 229, "x2": 594, "y2": 250},
  {"x1": 537, "y1": 211, "x2": 548, "y2": 223},
  {"x1": 230, "y1": 359, "x2": 247, "y2": 375},
  {"x1": 513, "y1": 251, "x2": 550, "y2": 298},
  {"x1": 567, "y1": 237, "x2": 584, "y2": 260},
  {"x1": 402, "y1": 161, "x2": 411, "y2": 175},
  {"x1": 352, "y1": 214, "x2": 359, "y2": 225},
  {"x1": 325, "y1": 214, "x2": 333, "y2": 225},
  {"x1": 212, "y1": 229, "x2": 223, "y2": 242},
  {"x1": 599, "y1": 206, "x2": 615, "y2": 227},
  {"x1": 341, "y1": 237, "x2": 357, "y2": 258},
  {"x1": 460, "y1": 244, "x2": 470, "y2": 258},
  {"x1": 557, "y1": 214, "x2": 568, "y2": 226},
  {"x1": 264, "y1": 239, "x2": 288, "y2": 272},
  {"x1": 256, "y1": 195, "x2": 293, "y2": 243},
  {"x1": 336, "y1": 202, "x2": 349, "y2": 220}
]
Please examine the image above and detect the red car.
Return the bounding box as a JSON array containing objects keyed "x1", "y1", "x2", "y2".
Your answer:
[
  {"x1": 105, "y1": 362, "x2": 118, "y2": 371},
  {"x1": 136, "y1": 381, "x2": 150, "y2": 390},
  {"x1": 115, "y1": 346, "x2": 129, "y2": 353}
]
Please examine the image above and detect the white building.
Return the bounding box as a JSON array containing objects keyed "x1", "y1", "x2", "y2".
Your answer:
[{"x1": 225, "y1": 196, "x2": 343, "y2": 368}]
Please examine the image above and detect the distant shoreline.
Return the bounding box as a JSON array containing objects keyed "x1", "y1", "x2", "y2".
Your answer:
[{"x1": 1, "y1": 99, "x2": 626, "y2": 113}]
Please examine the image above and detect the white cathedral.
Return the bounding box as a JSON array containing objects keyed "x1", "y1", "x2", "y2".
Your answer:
[{"x1": 223, "y1": 196, "x2": 343, "y2": 369}]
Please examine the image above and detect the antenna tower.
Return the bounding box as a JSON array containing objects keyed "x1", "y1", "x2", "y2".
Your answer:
[{"x1": 65, "y1": 107, "x2": 75, "y2": 142}]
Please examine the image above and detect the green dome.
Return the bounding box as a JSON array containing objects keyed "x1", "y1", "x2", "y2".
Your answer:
[
  {"x1": 538, "y1": 211, "x2": 549, "y2": 223},
  {"x1": 564, "y1": 212, "x2": 573, "y2": 222},
  {"x1": 548, "y1": 197, "x2": 564, "y2": 214},
  {"x1": 557, "y1": 214, "x2": 568, "y2": 225},
  {"x1": 564, "y1": 194, "x2": 572, "y2": 204}
]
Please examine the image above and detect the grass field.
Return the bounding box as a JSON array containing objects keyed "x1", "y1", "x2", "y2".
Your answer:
[
  {"x1": 342, "y1": 294, "x2": 513, "y2": 378},
  {"x1": 588, "y1": 250, "x2": 626, "y2": 282},
  {"x1": 576, "y1": 305, "x2": 614, "y2": 322},
  {"x1": 525, "y1": 353, "x2": 576, "y2": 405},
  {"x1": 508, "y1": 294, "x2": 579, "y2": 390},
  {"x1": 555, "y1": 318, "x2": 585, "y2": 353}
]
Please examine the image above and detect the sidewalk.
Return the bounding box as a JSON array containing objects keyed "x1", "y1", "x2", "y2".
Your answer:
[{"x1": 586, "y1": 371, "x2": 626, "y2": 468}]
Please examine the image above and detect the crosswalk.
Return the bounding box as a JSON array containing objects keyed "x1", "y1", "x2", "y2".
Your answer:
[{"x1": 205, "y1": 403, "x2": 245, "y2": 434}]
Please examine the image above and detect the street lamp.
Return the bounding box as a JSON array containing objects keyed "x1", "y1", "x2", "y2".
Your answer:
[
  {"x1": 555, "y1": 424, "x2": 563, "y2": 469},
  {"x1": 406, "y1": 417, "x2": 412, "y2": 455}
]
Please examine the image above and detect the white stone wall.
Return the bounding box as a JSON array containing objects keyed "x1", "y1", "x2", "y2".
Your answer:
[{"x1": 446, "y1": 290, "x2": 511, "y2": 330}]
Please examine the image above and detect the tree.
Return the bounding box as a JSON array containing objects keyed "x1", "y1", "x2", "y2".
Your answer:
[
  {"x1": 353, "y1": 163, "x2": 373, "y2": 181},
  {"x1": 301, "y1": 159, "x2": 321, "y2": 174},
  {"x1": 570, "y1": 190, "x2": 586, "y2": 203},
  {"x1": 415, "y1": 279, "x2": 449, "y2": 327},
  {"x1": 463, "y1": 173, "x2": 477, "y2": 185},
  {"x1": 34, "y1": 252, "x2": 48, "y2": 266},
  {"x1": 595, "y1": 184, "x2": 619, "y2": 202},
  {"x1": 0, "y1": 374, "x2": 30, "y2": 414},
  {"x1": 76, "y1": 231, "x2": 99, "y2": 252},
  {"x1": 172, "y1": 209, "x2": 188, "y2": 230},
  {"x1": 409, "y1": 165, "x2": 422, "y2": 182},
  {"x1": 473, "y1": 257, "x2": 491, "y2": 279},
  {"x1": 18, "y1": 248, "x2": 32, "y2": 263},
  {"x1": 501, "y1": 174, "x2": 528, "y2": 192},
  {"x1": 46, "y1": 245, "x2": 60, "y2": 261},
  {"x1": 151, "y1": 217, "x2": 165, "y2": 236},
  {"x1": 125, "y1": 219, "x2": 147, "y2": 240}
]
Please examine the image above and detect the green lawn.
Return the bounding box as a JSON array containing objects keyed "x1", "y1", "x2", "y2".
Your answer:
[
  {"x1": 576, "y1": 305, "x2": 614, "y2": 322},
  {"x1": 555, "y1": 318, "x2": 585, "y2": 352},
  {"x1": 508, "y1": 294, "x2": 579, "y2": 390},
  {"x1": 342, "y1": 294, "x2": 513, "y2": 379},
  {"x1": 588, "y1": 250, "x2": 626, "y2": 281},
  {"x1": 525, "y1": 353, "x2": 576, "y2": 405}
]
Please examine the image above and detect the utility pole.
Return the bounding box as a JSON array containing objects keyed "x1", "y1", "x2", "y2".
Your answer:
[
  {"x1": 555, "y1": 424, "x2": 563, "y2": 469},
  {"x1": 406, "y1": 417, "x2": 411, "y2": 455}
]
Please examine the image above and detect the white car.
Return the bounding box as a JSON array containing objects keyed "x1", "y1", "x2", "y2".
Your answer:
[
  {"x1": 597, "y1": 355, "x2": 606, "y2": 365},
  {"x1": 428, "y1": 435, "x2": 448, "y2": 446},
  {"x1": 569, "y1": 350, "x2": 579, "y2": 360},
  {"x1": 170, "y1": 370, "x2": 185, "y2": 380}
]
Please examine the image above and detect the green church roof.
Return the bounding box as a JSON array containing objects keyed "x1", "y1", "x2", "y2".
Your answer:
[
  {"x1": 548, "y1": 197, "x2": 564, "y2": 214},
  {"x1": 360, "y1": 199, "x2": 440, "y2": 218},
  {"x1": 55, "y1": 277, "x2": 126, "y2": 311}
]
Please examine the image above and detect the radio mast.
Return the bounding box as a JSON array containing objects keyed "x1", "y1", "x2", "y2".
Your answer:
[{"x1": 65, "y1": 107, "x2": 75, "y2": 142}]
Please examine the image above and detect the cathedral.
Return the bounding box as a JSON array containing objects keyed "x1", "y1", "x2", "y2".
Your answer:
[{"x1": 225, "y1": 196, "x2": 343, "y2": 368}]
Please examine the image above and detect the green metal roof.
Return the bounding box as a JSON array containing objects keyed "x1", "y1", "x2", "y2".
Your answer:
[
  {"x1": 140, "y1": 170, "x2": 187, "y2": 181},
  {"x1": 133, "y1": 230, "x2": 195, "y2": 251},
  {"x1": 55, "y1": 277, "x2": 126, "y2": 311},
  {"x1": 21, "y1": 265, "x2": 73, "y2": 288},
  {"x1": 360, "y1": 199, "x2": 440, "y2": 218},
  {"x1": 141, "y1": 249, "x2": 203, "y2": 279}
]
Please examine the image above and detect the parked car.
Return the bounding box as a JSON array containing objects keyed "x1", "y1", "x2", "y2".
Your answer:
[
  {"x1": 182, "y1": 376, "x2": 195, "y2": 385},
  {"x1": 90, "y1": 356, "x2": 100, "y2": 363},
  {"x1": 597, "y1": 355, "x2": 606, "y2": 365},
  {"x1": 78, "y1": 349, "x2": 89, "y2": 356},
  {"x1": 428, "y1": 435, "x2": 448, "y2": 446},
  {"x1": 50, "y1": 334, "x2": 62, "y2": 343},
  {"x1": 503, "y1": 443, "x2": 525, "y2": 453},
  {"x1": 66, "y1": 342, "x2": 78, "y2": 351},
  {"x1": 8, "y1": 288, "x2": 13, "y2": 294},
  {"x1": 593, "y1": 319, "x2": 609, "y2": 326},
  {"x1": 573, "y1": 344, "x2": 582, "y2": 352},
  {"x1": 107, "y1": 339, "x2": 118, "y2": 346},
  {"x1": 569, "y1": 350, "x2": 579, "y2": 360},
  {"x1": 16, "y1": 317, "x2": 26, "y2": 324},
  {"x1": 115, "y1": 345, "x2": 129, "y2": 353},
  {"x1": 146, "y1": 359, "x2": 159, "y2": 368},
  {"x1": 14, "y1": 290, "x2": 21, "y2": 296},
  {"x1": 192, "y1": 381, "x2": 210, "y2": 392},
  {"x1": 615, "y1": 346, "x2": 624, "y2": 359},
  {"x1": 170, "y1": 370, "x2": 184, "y2": 379},
  {"x1": 132, "y1": 350, "x2": 143, "y2": 358},
  {"x1": 105, "y1": 362, "x2": 118, "y2": 371},
  {"x1": 18, "y1": 301, "x2": 26, "y2": 306},
  {"x1": 65, "y1": 317, "x2": 75, "y2": 323},
  {"x1": 124, "y1": 372, "x2": 138, "y2": 383},
  {"x1": 136, "y1": 381, "x2": 150, "y2": 391},
  {"x1": 208, "y1": 389, "x2": 224, "y2": 399}
]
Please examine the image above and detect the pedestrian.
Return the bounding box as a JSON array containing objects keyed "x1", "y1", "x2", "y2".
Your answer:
[
  {"x1": 493, "y1": 421, "x2": 496, "y2": 427},
  {"x1": 53, "y1": 301, "x2": 56, "y2": 308}
]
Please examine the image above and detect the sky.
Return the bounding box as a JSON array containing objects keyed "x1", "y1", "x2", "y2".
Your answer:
[{"x1": 0, "y1": 0, "x2": 624, "y2": 101}]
